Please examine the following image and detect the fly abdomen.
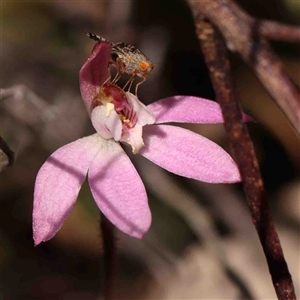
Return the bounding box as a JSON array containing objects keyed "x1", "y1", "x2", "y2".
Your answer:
[{"x1": 86, "y1": 32, "x2": 111, "y2": 44}]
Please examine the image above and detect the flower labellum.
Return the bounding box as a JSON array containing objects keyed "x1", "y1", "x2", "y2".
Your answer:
[
  {"x1": 33, "y1": 40, "x2": 243, "y2": 246},
  {"x1": 91, "y1": 84, "x2": 155, "y2": 153}
]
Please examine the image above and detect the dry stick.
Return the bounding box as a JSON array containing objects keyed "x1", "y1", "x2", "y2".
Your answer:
[
  {"x1": 100, "y1": 214, "x2": 118, "y2": 300},
  {"x1": 195, "y1": 17, "x2": 296, "y2": 300},
  {"x1": 187, "y1": 0, "x2": 300, "y2": 135},
  {"x1": 259, "y1": 20, "x2": 300, "y2": 43},
  {"x1": 0, "y1": 135, "x2": 15, "y2": 166}
]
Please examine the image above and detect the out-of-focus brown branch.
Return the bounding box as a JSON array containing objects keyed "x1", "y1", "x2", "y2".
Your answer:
[
  {"x1": 259, "y1": 20, "x2": 300, "y2": 43},
  {"x1": 187, "y1": 0, "x2": 300, "y2": 135},
  {"x1": 0, "y1": 135, "x2": 15, "y2": 167},
  {"x1": 192, "y1": 16, "x2": 296, "y2": 300}
]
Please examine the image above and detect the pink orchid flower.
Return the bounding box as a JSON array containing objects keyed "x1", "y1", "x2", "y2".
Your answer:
[{"x1": 33, "y1": 41, "x2": 242, "y2": 246}]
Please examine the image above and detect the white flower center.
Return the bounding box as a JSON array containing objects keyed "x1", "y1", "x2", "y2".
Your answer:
[{"x1": 91, "y1": 84, "x2": 155, "y2": 153}]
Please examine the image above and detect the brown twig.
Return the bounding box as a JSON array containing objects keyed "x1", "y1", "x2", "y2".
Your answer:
[
  {"x1": 100, "y1": 213, "x2": 118, "y2": 300},
  {"x1": 192, "y1": 15, "x2": 296, "y2": 300},
  {"x1": 259, "y1": 20, "x2": 300, "y2": 43},
  {"x1": 0, "y1": 135, "x2": 15, "y2": 167},
  {"x1": 187, "y1": 0, "x2": 300, "y2": 135}
]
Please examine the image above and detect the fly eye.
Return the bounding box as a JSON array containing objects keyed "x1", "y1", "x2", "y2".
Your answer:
[{"x1": 139, "y1": 61, "x2": 149, "y2": 71}]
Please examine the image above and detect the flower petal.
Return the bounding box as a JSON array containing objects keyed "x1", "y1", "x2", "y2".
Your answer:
[
  {"x1": 88, "y1": 139, "x2": 151, "y2": 238},
  {"x1": 139, "y1": 124, "x2": 241, "y2": 183},
  {"x1": 79, "y1": 42, "x2": 112, "y2": 111},
  {"x1": 33, "y1": 134, "x2": 104, "y2": 246},
  {"x1": 147, "y1": 96, "x2": 251, "y2": 124},
  {"x1": 126, "y1": 92, "x2": 156, "y2": 126},
  {"x1": 120, "y1": 124, "x2": 144, "y2": 154},
  {"x1": 119, "y1": 92, "x2": 155, "y2": 153},
  {"x1": 91, "y1": 105, "x2": 122, "y2": 140}
]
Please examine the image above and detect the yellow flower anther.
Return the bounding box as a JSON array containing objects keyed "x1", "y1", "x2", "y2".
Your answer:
[{"x1": 105, "y1": 103, "x2": 115, "y2": 116}]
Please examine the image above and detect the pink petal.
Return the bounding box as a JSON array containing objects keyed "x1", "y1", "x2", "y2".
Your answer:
[
  {"x1": 120, "y1": 124, "x2": 145, "y2": 154},
  {"x1": 119, "y1": 92, "x2": 155, "y2": 153},
  {"x1": 88, "y1": 139, "x2": 151, "y2": 238},
  {"x1": 79, "y1": 42, "x2": 112, "y2": 111},
  {"x1": 33, "y1": 134, "x2": 104, "y2": 246},
  {"x1": 139, "y1": 125, "x2": 241, "y2": 183},
  {"x1": 147, "y1": 96, "x2": 252, "y2": 124},
  {"x1": 126, "y1": 92, "x2": 155, "y2": 126},
  {"x1": 91, "y1": 105, "x2": 122, "y2": 140}
]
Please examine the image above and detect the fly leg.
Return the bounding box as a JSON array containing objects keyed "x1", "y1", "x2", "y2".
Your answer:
[
  {"x1": 102, "y1": 62, "x2": 113, "y2": 85},
  {"x1": 123, "y1": 74, "x2": 136, "y2": 92},
  {"x1": 111, "y1": 58, "x2": 124, "y2": 84},
  {"x1": 135, "y1": 76, "x2": 146, "y2": 95}
]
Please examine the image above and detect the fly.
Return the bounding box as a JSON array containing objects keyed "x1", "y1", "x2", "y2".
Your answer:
[{"x1": 86, "y1": 32, "x2": 155, "y2": 95}]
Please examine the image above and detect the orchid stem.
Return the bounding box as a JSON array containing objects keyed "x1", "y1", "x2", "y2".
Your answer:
[{"x1": 100, "y1": 213, "x2": 118, "y2": 300}]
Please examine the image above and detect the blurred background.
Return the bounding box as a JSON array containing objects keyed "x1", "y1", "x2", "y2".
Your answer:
[{"x1": 1, "y1": 0, "x2": 299, "y2": 299}]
